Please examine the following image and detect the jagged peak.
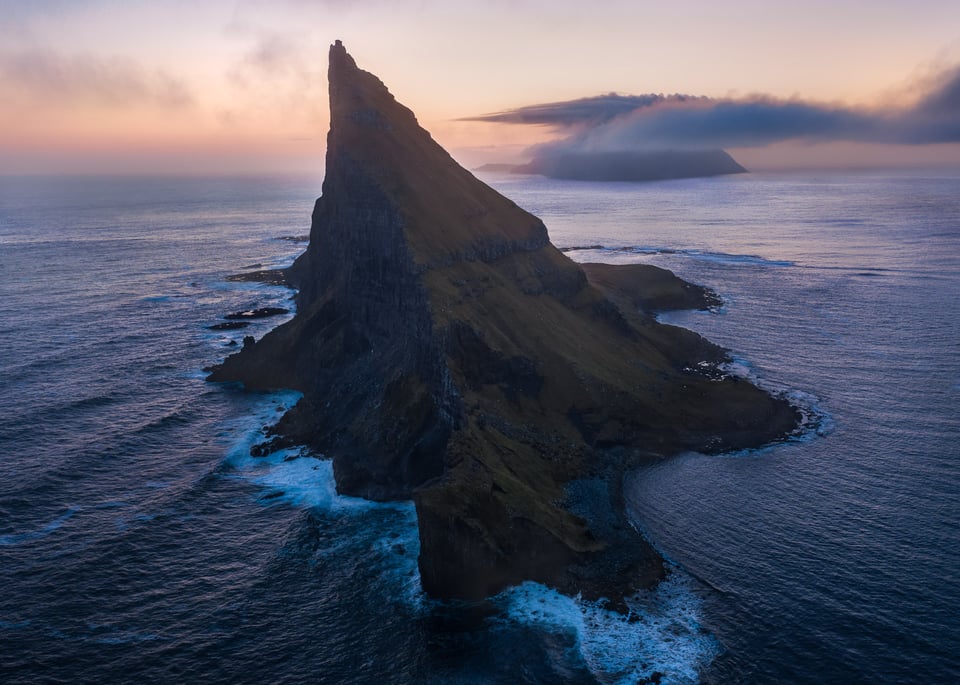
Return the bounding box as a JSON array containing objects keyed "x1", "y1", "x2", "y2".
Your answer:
[
  {"x1": 321, "y1": 41, "x2": 549, "y2": 267},
  {"x1": 328, "y1": 39, "x2": 362, "y2": 103},
  {"x1": 327, "y1": 40, "x2": 416, "y2": 135},
  {"x1": 329, "y1": 39, "x2": 352, "y2": 69}
]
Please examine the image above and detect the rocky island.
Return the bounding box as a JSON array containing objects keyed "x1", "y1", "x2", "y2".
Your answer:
[
  {"x1": 513, "y1": 148, "x2": 747, "y2": 182},
  {"x1": 208, "y1": 41, "x2": 798, "y2": 607},
  {"x1": 476, "y1": 149, "x2": 746, "y2": 183}
]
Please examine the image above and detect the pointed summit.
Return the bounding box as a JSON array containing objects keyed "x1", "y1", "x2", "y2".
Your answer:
[
  {"x1": 327, "y1": 38, "x2": 416, "y2": 135},
  {"x1": 209, "y1": 43, "x2": 798, "y2": 604},
  {"x1": 322, "y1": 41, "x2": 551, "y2": 267}
]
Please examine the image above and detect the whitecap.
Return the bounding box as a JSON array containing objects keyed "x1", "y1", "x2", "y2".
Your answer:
[
  {"x1": 721, "y1": 355, "x2": 753, "y2": 377},
  {"x1": 220, "y1": 391, "x2": 381, "y2": 514},
  {"x1": 561, "y1": 244, "x2": 794, "y2": 268},
  {"x1": 496, "y1": 571, "x2": 721, "y2": 684},
  {"x1": 218, "y1": 391, "x2": 426, "y2": 609},
  {"x1": 783, "y1": 388, "x2": 835, "y2": 440},
  {"x1": 685, "y1": 250, "x2": 794, "y2": 268}
]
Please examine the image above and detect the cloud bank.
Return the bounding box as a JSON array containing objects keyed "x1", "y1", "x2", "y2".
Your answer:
[
  {"x1": 0, "y1": 49, "x2": 194, "y2": 109},
  {"x1": 469, "y1": 65, "x2": 960, "y2": 152},
  {"x1": 219, "y1": 30, "x2": 326, "y2": 131}
]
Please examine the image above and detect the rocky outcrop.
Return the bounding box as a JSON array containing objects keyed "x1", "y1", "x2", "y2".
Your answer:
[
  {"x1": 580, "y1": 262, "x2": 723, "y2": 313},
  {"x1": 208, "y1": 41, "x2": 798, "y2": 606}
]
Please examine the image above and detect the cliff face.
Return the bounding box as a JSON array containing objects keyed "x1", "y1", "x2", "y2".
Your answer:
[{"x1": 209, "y1": 41, "x2": 798, "y2": 605}]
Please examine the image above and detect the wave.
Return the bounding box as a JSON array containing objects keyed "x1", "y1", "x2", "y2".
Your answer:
[
  {"x1": 782, "y1": 388, "x2": 835, "y2": 441},
  {"x1": 199, "y1": 260, "x2": 299, "y2": 352},
  {"x1": 705, "y1": 357, "x2": 834, "y2": 458},
  {"x1": 495, "y1": 570, "x2": 721, "y2": 684},
  {"x1": 560, "y1": 244, "x2": 795, "y2": 267},
  {"x1": 217, "y1": 395, "x2": 728, "y2": 676},
  {"x1": 139, "y1": 294, "x2": 190, "y2": 303},
  {"x1": 126, "y1": 406, "x2": 194, "y2": 438},
  {"x1": 218, "y1": 391, "x2": 425, "y2": 609},
  {"x1": 219, "y1": 391, "x2": 379, "y2": 514},
  {"x1": 0, "y1": 506, "x2": 81, "y2": 546}
]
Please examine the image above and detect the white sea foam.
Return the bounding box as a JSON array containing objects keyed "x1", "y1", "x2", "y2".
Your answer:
[
  {"x1": 685, "y1": 250, "x2": 793, "y2": 268},
  {"x1": 220, "y1": 391, "x2": 426, "y2": 609},
  {"x1": 784, "y1": 388, "x2": 835, "y2": 439},
  {"x1": 497, "y1": 571, "x2": 721, "y2": 684},
  {"x1": 721, "y1": 355, "x2": 754, "y2": 379},
  {"x1": 220, "y1": 391, "x2": 370, "y2": 513},
  {"x1": 564, "y1": 244, "x2": 794, "y2": 268},
  {"x1": 709, "y1": 386, "x2": 834, "y2": 459}
]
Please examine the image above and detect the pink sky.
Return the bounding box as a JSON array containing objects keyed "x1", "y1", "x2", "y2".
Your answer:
[{"x1": 1, "y1": 0, "x2": 959, "y2": 174}]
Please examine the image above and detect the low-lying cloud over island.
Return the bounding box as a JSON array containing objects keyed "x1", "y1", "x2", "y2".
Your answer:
[{"x1": 468, "y1": 64, "x2": 960, "y2": 154}]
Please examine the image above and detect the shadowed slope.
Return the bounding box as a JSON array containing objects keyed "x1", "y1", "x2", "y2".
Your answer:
[{"x1": 209, "y1": 41, "x2": 799, "y2": 605}]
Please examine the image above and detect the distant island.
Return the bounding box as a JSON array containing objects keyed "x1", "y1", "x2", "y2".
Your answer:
[
  {"x1": 478, "y1": 149, "x2": 747, "y2": 182},
  {"x1": 467, "y1": 91, "x2": 748, "y2": 182},
  {"x1": 208, "y1": 41, "x2": 797, "y2": 608}
]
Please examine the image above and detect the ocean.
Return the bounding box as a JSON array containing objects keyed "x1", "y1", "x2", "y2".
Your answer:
[{"x1": 1, "y1": 169, "x2": 957, "y2": 684}]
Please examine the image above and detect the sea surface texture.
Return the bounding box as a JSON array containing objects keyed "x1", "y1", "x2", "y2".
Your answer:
[{"x1": 1, "y1": 171, "x2": 958, "y2": 684}]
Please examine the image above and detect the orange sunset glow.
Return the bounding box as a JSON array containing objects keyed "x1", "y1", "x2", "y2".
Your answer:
[{"x1": 2, "y1": 0, "x2": 959, "y2": 174}]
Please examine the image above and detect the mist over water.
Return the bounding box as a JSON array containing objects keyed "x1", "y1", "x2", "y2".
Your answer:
[{"x1": 1, "y1": 170, "x2": 958, "y2": 683}]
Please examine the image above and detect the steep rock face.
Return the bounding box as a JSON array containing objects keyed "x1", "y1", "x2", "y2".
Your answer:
[{"x1": 209, "y1": 41, "x2": 799, "y2": 604}]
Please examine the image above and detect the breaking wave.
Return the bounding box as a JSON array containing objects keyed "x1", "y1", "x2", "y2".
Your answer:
[{"x1": 560, "y1": 244, "x2": 795, "y2": 267}]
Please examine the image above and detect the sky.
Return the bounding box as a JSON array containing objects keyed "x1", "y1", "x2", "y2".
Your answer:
[{"x1": 1, "y1": 0, "x2": 959, "y2": 175}]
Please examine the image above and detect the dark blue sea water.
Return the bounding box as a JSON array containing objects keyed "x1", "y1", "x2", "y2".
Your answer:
[{"x1": 1, "y1": 170, "x2": 958, "y2": 684}]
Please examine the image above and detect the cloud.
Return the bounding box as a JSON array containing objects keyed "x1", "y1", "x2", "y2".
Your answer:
[
  {"x1": 0, "y1": 48, "x2": 194, "y2": 109},
  {"x1": 904, "y1": 64, "x2": 960, "y2": 142},
  {"x1": 472, "y1": 64, "x2": 960, "y2": 152},
  {"x1": 572, "y1": 98, "x2": 881, "y2": 149},
  {"x1": 229, "y1": 32, "x2": 308, "y2": 85},
  {"x1": 463, "y1": 93, "x2": 708, "y2": 126},
  {"x1": 223, "y1": 31, "x2": 326, "y2": 127}
]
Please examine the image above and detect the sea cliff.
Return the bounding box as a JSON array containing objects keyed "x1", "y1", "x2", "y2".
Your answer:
[{"x1": 208, "y1": 41, "x2": 798, "y2": 607}]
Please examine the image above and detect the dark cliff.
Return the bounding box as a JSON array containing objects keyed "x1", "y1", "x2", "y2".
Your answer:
[{"x1": 209, "y1": 41, "x2": 798, "y2": 605}]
